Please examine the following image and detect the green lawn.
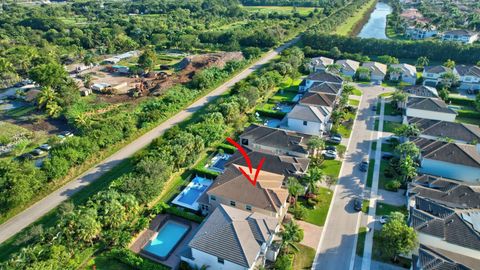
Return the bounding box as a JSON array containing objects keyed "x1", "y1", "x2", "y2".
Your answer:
[
  {"x1": 243, "y1": 5, "x2": 317, "y2": 16},
  {"x1": 320, "y1": 159, "x2": 342, "y2": 178},
  {"x1": 383, "y1": 102, "x2": 400, "y2": 116},
  {"x1": 356, "y1": 227, "x2": 367, "y2": 256},
  {"x1": 85, "y1": 254, "x2": 134, "y2": 270},
  {"x1": 270, "y1": 90, "x2": 298, "y2": 103},
  {"x1": 374, "y1": 119, "x2": 379, "y2": 131},
  {"x1": 366, "y1": 159, "x2": 375, "y2": 188},
  {"x1": 376, "y1": 202, "x2": 408, "y2": 217},
  {"x1": 457, "y1": 116, "x2": 480, "y2": 127},
  {"x1": 381, "y1": 81, "x2": 410, "y2": 87},
  {"x1": 352, "y1": 88, "x2": 362, "y2": 96},
  {"x1": 334, "y1": 0, "x2": 376, "y2": 35},
  {"x1": 378, "y1": 92, "x2": 393, "y2": 98},
  {"x1": 297, "y1": 187, "x2": 333, "y2": 226},
  {"x1": 292, "y1": 244, "x2": 316, "y2": 269},
  {"x1": 349, "y1": 99, "x2": 360, "y2": 106},
  {"x1": 381, "y1": 143, "x2": 396, "y2": 153},
  {"x1": 371, "y1": 141, "x2": 377, "y2": 151},
  {"x1": 362, "y1": 199, "x2": 370, "y2": 213},
  {"x1": 375, "y1": 102, "x2": 381, "y2": 115},
  {"x1": 378, "y1": 160, "x2": 393, "y2": 190},
  {"x1": 383, "y1": 121, "x2": 402, "y2": 133},
  {"x1": 4, "y1": 105, "x2": 36, "y2": 118}
]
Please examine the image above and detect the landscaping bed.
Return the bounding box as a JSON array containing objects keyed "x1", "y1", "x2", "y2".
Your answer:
[{"x1": 296, "y1": 187, "x2": 333, "y2": 226}]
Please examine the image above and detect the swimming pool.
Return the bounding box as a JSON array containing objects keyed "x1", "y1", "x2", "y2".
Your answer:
[
  {"x1": 142, "y1": 220, "x2": 190, "y2": 260},
  {"x1": 172, "y1": 176, "x2": 213, "y2": 210},
  {"x1": 208, "y1": 153, "x2": 231, "y2": 172}
]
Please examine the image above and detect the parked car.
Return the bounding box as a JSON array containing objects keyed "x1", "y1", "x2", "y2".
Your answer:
[
  {"x1": 328, "y1": 134, "x2": 342, "y2": 144},
  {"x1": 39, "y1": 144, "x2": 51, "y2": 151},
  {"x1": 353, "y1": 198, "x2": 362, "y2": 212},
  {"x1": 371, "y1": 105, "x2": 377, "y2": 111},
  {"x1": 59, "y1": 131, "x2": 74, "y2": 137},
  {"x1": 322, "y1": 149, "x2": 337, "y2": 159},
  {"x1": 359, "y1": 158, "x2": 369, "y2": 172},
  {"x1": 379, "y1": 216, "x2": 389, "y2": 224},
  {"x1": 31, "y1": 149, "x2": 44, "y2": 156},
  {"x1": 325, "y1": 145, "x2": 336, "y2": 152}
]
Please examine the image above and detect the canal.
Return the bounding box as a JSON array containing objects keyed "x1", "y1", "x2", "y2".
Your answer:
[{"x1": 357, "y1": 1, "x2": 392, "y2": 39}]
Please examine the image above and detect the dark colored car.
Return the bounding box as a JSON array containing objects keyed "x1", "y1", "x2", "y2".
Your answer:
[
  {"x1": 382, "y1": 153, "x2": 394, "y2": 160},
  {"x1": 328, "y1": 134, "x2": 342, "y2": 144},
  {"x1": 359, "y1": 158, "x2": 369, "y2": 172},
  {"x1": 371, "y1": 105, "x2": 377, "y2": 111},
  {"x1": 326, "y1": 145, "x2": 337, "y2": 152},
  {"x1": 353, "y1": 198, "x2": 362, "y2": 212}
]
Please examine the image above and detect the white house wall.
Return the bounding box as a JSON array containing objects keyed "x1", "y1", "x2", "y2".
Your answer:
[
  {"x1": 186, "y1": 249, "x2": 254, "y2": 270},
  {"x1": 406, "y1": 108, "x2": 456, "y2": 122},
  {"x1": 419, "y1": 159, "x2": 480, "y2": 183},
  {"x1": 287, "y1": 118, "x2": 324, "y2": 136}
]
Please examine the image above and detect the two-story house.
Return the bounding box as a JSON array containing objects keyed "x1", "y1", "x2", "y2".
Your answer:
[
  {"x1": 360, "y1": 61, "x2": 387, "y2": 82},
  {"x1": 389, "y1": 63, "x2": 417, "y2": 84},
  {"x1": 285, "y1": 104, "x2": 332, "y2": 136},
  {"x1": 405, "y1": 97, "x2": 457, "y2": 122},
  {"x1": 442, "y1": 29, "x2": 479, "y2": 44},
  {"x1": 402, "y1": 85, "x2": 439, "y2": 98},
  {"x1": 181, "y1": 204, "x2": 281, "y2": 270},
  {"x1": 453, "y1": 65, "x2": 480, "y2": 91},
  {"x1": 422, "y1": 66, "x2": 451, "y2": 86},
  {"x1": 413, "y1": 137, "x2": 480, "y2": 183},
  {"x1": 335, "y1": 59, "x2": 360, "y2": 77},
  {"x1": 239, "y1": 124, "x2": 309, "y2": 158},
  {"x1": 406, "y1": 117, "x2": 480, "y2": 145},
  {"x1": 308, "y1": 56, "x2": 334, "y2": 72},
  {"x1": 299, "y1": 71, "x2": 343, "y2": 92}
]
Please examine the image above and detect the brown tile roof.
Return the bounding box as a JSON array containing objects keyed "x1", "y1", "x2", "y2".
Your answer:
[
  {"x1": 299, "y1": 92, "x2": 337, "y2": 107},
  {"x1": 240, "y1": 124, "x2": 308, "y2": 155}
]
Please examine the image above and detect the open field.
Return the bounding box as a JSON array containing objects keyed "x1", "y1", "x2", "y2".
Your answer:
[{"x1": 243, "y1": 5, "x2": 317, "y2": 16}]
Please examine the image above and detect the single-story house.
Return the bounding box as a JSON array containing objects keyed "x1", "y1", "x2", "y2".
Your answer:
[
  {"x1": 405, "y1": 97, "x2": 457, "y2": 122},
  {"x1": 442, "y1": 29, "x2": 479, "y2": 44},
  {"x1": 453, "y1": 65, "x2": 480, "y2": 91},
  {"x1": 239, "y1": 124, "x2": 309, "y2": 158},
  {"x1": 389, "y1": 63, "x2": 417, "y2": 84},
  {"x1": 360, "y1": 62, "x2": 387, "y2": 82},
  {"x1": 299, "y1": 71, "x2": 343, "y2": 92},
  {"x1": 285, "y1": 104, "x2": 332, "y2": 136},
  {"x1": 422, "y1": 66, "x2": 451, "y2": 86},
  {"x1": 402, "y1": 85, "x2": 439, "y2": 98},
  {"x1": 407, "y1": 117, "x2": 480, "y2": 145},
  {"x1": 413, "y1": 137, "x2": 480, "y2": 183},
  {"x1": 335, "y1": 59, "x2": 360, "y2": 77},
  {"x1": 405, "y1": 26, "x2": 438, "y2": 40},
  {"x1": 181, "y1": 204, "x2": 280, "y2": 270},
  {"x1": 308, "y1": 56, "x2": 334, "y2": 72}
]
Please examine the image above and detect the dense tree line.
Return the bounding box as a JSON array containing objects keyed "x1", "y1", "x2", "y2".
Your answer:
[
  {"x1": 301, "y1": 33, "x2": 480, "y2": 64},
  {"x1": 240, "y1": 0, "x2": 346, "y2": 8}
]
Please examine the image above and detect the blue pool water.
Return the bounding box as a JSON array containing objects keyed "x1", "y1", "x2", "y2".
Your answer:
[
  {"x1": 211, "y1": 157, "x2": 228, "y2": 171},
  {"x1": 172, "y1": 176, "x2": 213, "y2": 210},
  {"x1": 143, "y1": 221, "x2": 189, "y2": 259},
  {"x1": 177, "y1": 185, "x2": 207, "y2": 205}
]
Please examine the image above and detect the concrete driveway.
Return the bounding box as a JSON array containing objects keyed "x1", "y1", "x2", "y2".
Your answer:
[
  {"x1": 312, "y1": 84, "x2": 394, "y2": 270},
  {"x1": 0, "y1": 36, "x2": 301, "y2": 245}
]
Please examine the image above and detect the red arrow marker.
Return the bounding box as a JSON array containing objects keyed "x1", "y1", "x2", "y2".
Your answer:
[{"x1": 226, "y1": 137, "x2": 265, "y2": 186}]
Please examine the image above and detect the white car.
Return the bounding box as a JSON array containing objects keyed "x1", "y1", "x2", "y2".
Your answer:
[
  {"x1": 379, "y1": 216, "x2": 389, "y2": 224},
  {"x1": 322, "y1": 149, "x2": 337, "y2": 159}
]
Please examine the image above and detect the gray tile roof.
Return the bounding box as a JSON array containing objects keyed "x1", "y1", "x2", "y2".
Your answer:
[
  {"x1": 416, "y1": 245, "x2": 479, "y2": 270},
  {"x1": 188, "y1": 204, "x2": 278, "y2": 268},
  {"x1": 335, "y1": 59, "x2": 360, "y2": 72},
  {"x1": 403, "y1": 85, "x2": 439, "y2": 98},
  {"x1": 455, "y1": 65, "x2": 480, "y2": 77},
  {"x1": 240, "y1": 124, "x2": 308, "y2": 155},
  {"x1": 299, "y1": 92, "x2": 337, "y2": 107},
  {"x1": 408, "y1": 117, "x2": 480, "y2": 143},
  {"x1": 287, "y1": 104, "x2": 331, "y2": 123},
  {"x1": 407, "y1": 97, "x2": 457, "y2": 114},
  {"x1": 362, "y1": 61, "x2": 387, "y2": 75},
  {"x1": 308, "y1": 82, "x2": 343, "y2": 95},
  {"x1": 444, "y1": 29, "x2": 477, "y2": 37},
  {"x1": 306, "y1": 71, "x2": 343, "y2": 84},
  {"x1": 413, "y1": 137, "x2": 480, "y2": 168},
  {"x1": 424, "y1": 65, "x2": 451, "y2": 74}
]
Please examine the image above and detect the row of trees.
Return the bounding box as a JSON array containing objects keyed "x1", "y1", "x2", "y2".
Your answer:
[{"x1": 301, "y1": 33, "x2": 480, "y2": 64}]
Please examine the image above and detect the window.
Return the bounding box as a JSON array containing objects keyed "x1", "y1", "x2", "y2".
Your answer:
[
  {"x1": 303, "y1": 121, "x2": 308, "y2": 126},
  {"x1": 210, "y1": 195, "x2": 216, "y2": 201},
  {"x1": 230, "y1": 201, "x2": 236, "y2": 206},
  {"x1": 217, "y1": 258, "x2": 224, "y2": 264},
  {"x1": 246, "y1": 205, "x2": 252, "y2": 211}
]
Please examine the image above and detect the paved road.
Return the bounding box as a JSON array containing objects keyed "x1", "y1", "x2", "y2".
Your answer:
[
  {"x1": 0, "y1": 37, "x2": 300, "y2": 244},
  {"x1": 312, "y1": 84, "x2": 387, "y2": 270}
]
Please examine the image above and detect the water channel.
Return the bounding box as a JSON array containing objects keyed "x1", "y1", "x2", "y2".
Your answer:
[{"x1": 357, "y1": 2, "x2": 392, "y2": 39}]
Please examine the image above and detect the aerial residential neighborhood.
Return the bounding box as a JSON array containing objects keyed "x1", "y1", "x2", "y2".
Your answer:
[{"x1": 0, "y1": 0, "x2": 479, "y2": 270}]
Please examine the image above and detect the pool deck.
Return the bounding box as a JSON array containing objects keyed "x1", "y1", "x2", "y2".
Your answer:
[{"x1": 130, "y1": 214, "x2": 200, "y2": 268}]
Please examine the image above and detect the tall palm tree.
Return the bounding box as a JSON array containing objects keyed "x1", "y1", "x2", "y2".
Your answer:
[
  {"x1": 307, "y1": 136, "x2": 325, "y2": 158},
  {"x1": 280, "y1": 221, "x2": 304, "y2": 254},
  {"x1": 305, "y1": 167, "x2": 324, "y2": 194},
  {"x1": 416, "y1": 56, "x2": 429, "y2": 67},
  {"x1": 287, "y1": 177, "x2": 304, "y2": 208},
  {"x1": 37, "y1": 86, "x2": 57, "y2": 109}
]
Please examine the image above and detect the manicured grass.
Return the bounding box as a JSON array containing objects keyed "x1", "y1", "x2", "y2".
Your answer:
[
  {"x1": 375, "y1": 102, "x2": 381, "y2": 115},
  {"x1": 383, "y1": 121, "x2": 402, "y2": 133},
  {"x1": 320, "y1": 159, "x2": 342, "y2": 178},
  {"x1": 376, "y1": 202, "x2": 408, "y2": 217},
  {"x1": 381, "y1": 81, "x2": 410, "y2": 87},
  {"x1": 381, "y1": 143, "x2": 396, "y2": 153},
  {"x1": 457, "y1": 116, "x2": 480, "y2": 127},
  {"x1": 356, "y1": 227, "x2": 367, "y2": 256},
  {"x1": 292, "y1": 244, "x2": 316, "y2": 269},
  {"x1": 372, "y1": 232, "x2": 412, "y2": 268},
  {"x1": 374, "y1": 119, "x2": 379, "y2": 131},
  {"x1": 371, "y1": 141, "x2": 377, "y2": 151},
  {"x1": 85, "y1": 254, "x2": 134, "y2": 270},
  {"x1": 334, "y1": 0, "x2": 376, "y2": 35},
  {"x1": 349, "y1": 99, "x2": 360, "y2": 106},
  {"x1": 4, "y1": 105, "x2": 36, "y2": 117},
  {"x1": 270, "y1": 90, "x2": 298, "y2": 103},
  {"x1": 383, "y1": 102, "x2": 400, "y2": 116},
  {"x1": 366, "y1": 159, "x2": 375, "y2": 188},
  {"x1": 352, "y1": 88, "x2": 362, "y2": 96},
  {"x1": 243, "y1": 5, "x2": 317, "y2": 16},
  {"x1": 297, "y1": 187, "x2": 333, "y2": 226},
  {"x1": 378, "y1": 92, "x2": 393, "y2": 98},
  {"x1": 362, "y1": 199, "x2": 370, "y2": 214}
]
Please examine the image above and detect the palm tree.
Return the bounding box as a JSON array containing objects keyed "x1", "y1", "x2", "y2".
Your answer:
[
  {"x1": 416, "y1": 56, "x2": 429, "y2": 67},
  {"x1": 398, "y1": 155, "x2": 417, "y2": 183},
  {"x1": 392, "y1": 90, "x2": 408, "y2": 109},
  {"x1": 443, "y1": 59, "x2": 456, "y2": 69},
  {"x1": 394, "y1": 124, "x2": 420, "y2": 138},
  {"x1": 280, "y1": 221, "x2": 304, "y2": 254},
  {"x1": 326, "y1": 63, "x2": 341, "y2": 74},
  {"x1": 305, "y1": 167, "x2": 324, "y2": 194},
  {"x1": 37, "y1": 86, "x2": 57, "y2": 109},
  {"x1": 306, "y1": 136, "x2": 325, "y2": 158},
  {"x1": 287, "y1": 177, "x2": 304, "y2": 208},
  {"x1": 46, "y1": 102, "x2": 61, "y2": 118}
]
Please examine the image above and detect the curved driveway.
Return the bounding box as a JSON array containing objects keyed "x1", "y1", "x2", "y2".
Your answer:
[{"x1": 0, "y1": 37, "x2": 300, "y2": 244}]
